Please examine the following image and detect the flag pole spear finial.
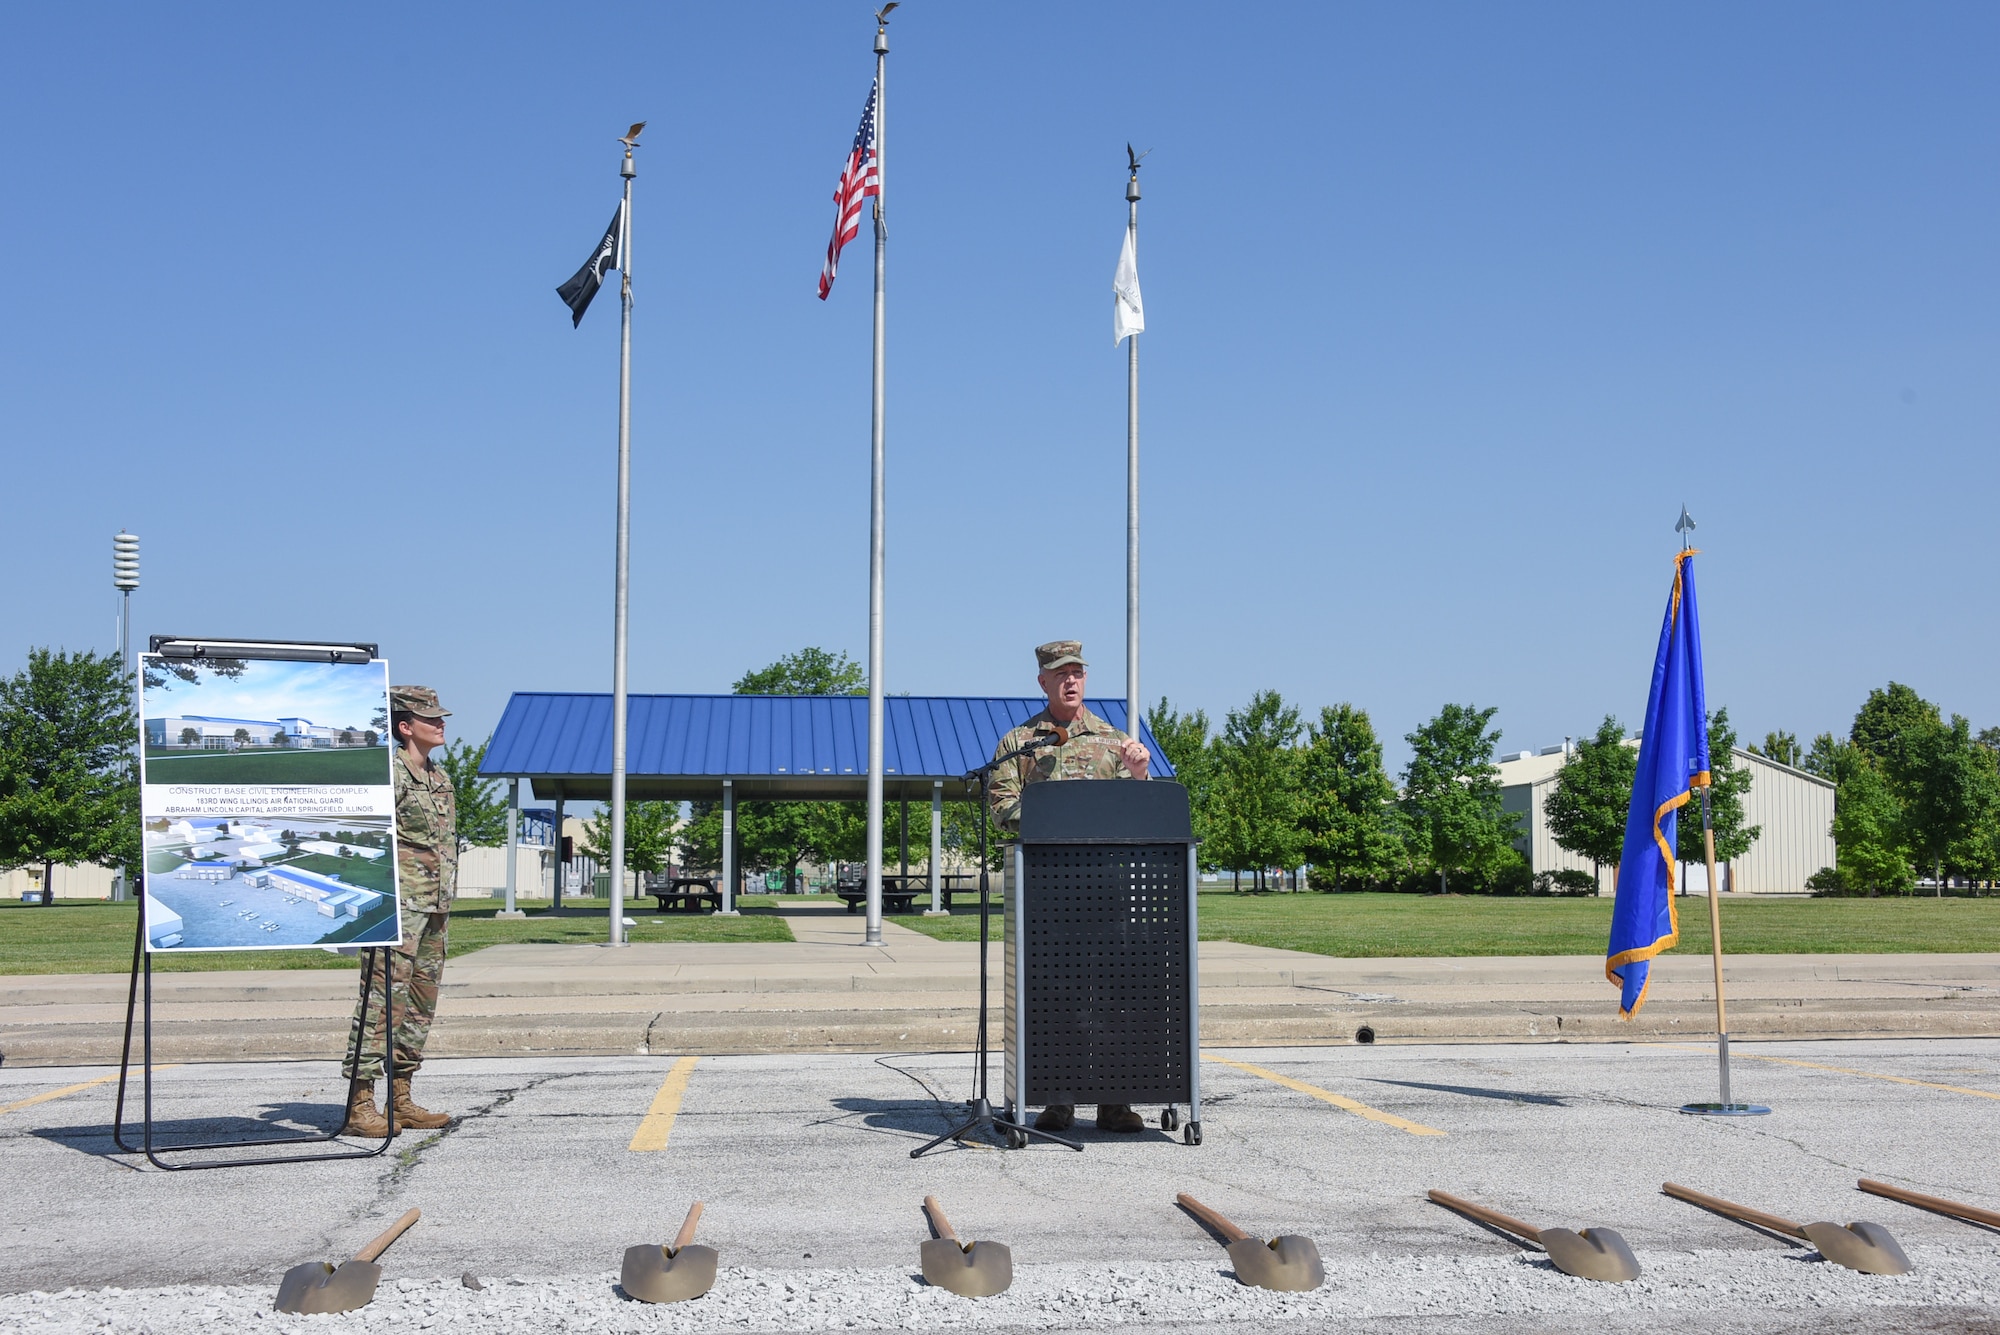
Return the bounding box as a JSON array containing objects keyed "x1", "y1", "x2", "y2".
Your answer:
[{"x1": 1676, "y1": 504, "x2": 1696, "y2": 552}]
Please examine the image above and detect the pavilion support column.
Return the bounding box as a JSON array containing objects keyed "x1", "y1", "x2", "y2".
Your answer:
[
  {"x1": 924, "y1": 780, "x2": 946, "y2": 916},
  {"x1": 717, "y1": 780, "x2": 740, "y2": 915},
  {"x1": 899, "y1": 797, "x2": 909, "y2": 881},
  {"x1": 497, "y1": 778, "x2": 525, "y2": 919},
  {"x1": 550, "y1": 797, "x2": 566, "y2": 912}
]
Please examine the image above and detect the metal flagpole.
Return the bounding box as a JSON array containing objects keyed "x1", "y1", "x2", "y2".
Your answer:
[
  {"x1": 863, "y1": 8, "x2": 892, "y2": 947},
  {"x1": 607, "y1": 135, "x2": 638, "y2": 947},
  {"x1": 1123, "y1": 156, "x2": 1141, "y2": 728},
  {"x1": 1676, "y1": 505, "x2": 1768, "y2": 1116}
]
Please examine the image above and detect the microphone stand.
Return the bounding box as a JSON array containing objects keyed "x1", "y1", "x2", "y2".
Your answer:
[{"x1": 910, "y1": 731, "x2": 1081, "y2": 1156}]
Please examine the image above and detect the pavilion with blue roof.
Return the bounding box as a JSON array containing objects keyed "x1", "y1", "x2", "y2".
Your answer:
[{"x1": 477, "y1": 693, "x2": 1174, "y2": 804}]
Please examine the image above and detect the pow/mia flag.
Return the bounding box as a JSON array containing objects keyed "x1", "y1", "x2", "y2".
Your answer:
[{"x1": 556, "y1": 203, "x2": 626, "y2": 327}]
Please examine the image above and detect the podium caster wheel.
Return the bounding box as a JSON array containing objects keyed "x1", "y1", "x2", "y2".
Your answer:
[
  {"x1": 1183, "y1": 1122, "x2": 1202, "y2": 1146},
  {"x1": 1160, "y1": 1108, "x2": 1180, "y2": 1132},
  {"x1": 1005, "y1": 1128, "x2": 1028, "y2": 1150}
]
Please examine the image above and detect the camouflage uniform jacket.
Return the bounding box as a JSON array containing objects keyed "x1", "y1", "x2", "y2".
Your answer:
[
  {"x1": 395, "y1": 748, "x2": 458, "y2": 914},
  {"x1": 987, "y1": 705, "x2": 1138, "y2": 832}
]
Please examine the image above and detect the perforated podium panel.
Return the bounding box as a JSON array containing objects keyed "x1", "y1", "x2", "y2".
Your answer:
[{"x1": 1001, "y1": 780, "x2": 1200, "y2": 1123}]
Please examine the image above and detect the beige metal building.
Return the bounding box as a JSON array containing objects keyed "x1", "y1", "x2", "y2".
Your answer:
[{"x1": 1497, "y1": 743, "x2": 1835, "y2": 895}]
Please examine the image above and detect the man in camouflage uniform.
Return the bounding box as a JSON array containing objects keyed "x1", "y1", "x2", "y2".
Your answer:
[
  {"x1": 342, "y1": 684, "x2": 458, "y2": 1137},
  {"x1": 988, "y1": 640, "x2": 1153, "y2": 1135}
]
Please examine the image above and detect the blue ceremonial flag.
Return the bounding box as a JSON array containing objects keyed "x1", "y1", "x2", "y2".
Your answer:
[{"x1": 1607, "y1": 549, "x2": 1710, "y2": 1017}]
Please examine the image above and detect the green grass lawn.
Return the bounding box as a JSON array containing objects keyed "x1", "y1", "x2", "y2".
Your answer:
[
  {"x1": 0, "y1": 898, "x2": 793, "y2": 974},
  {"x1": 891, "y1": 889, "x2": 2000, "y2": 957},
  {"x1": 142, "y1": 745, "x2": 392, "y2": 785},
  {"x1": 274, "y1": 852, "x2": 397, "y2": 895}
]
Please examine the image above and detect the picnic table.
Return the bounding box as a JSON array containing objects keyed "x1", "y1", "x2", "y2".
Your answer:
[
  {"x1": 833, "y1": 873, "x2": 984, "y2": 914},
  {"x1": 648, "y1": 876, "x2": 721, "y2": 913}
]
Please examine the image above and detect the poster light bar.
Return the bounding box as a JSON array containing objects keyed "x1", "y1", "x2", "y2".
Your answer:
[{"x1": 147, "y1": 636, "x2": 380, "y2": 664}]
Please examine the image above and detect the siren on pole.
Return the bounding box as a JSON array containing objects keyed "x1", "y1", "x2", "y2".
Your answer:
[{"x1": 113, "y1": 531, "x2": 140, "y2": 592}]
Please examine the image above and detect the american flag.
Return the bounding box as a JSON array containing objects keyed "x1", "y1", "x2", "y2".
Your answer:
[{"x1": 818, "y1": 79, "x2": 880, "y2": 300}]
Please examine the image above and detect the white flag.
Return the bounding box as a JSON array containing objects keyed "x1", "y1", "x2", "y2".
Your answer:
[{"x1": 1113, "y1": 225, "x2": 1144, "y2": 345}]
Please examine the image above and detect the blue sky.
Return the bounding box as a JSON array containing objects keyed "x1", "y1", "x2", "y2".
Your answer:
[{"x1": 4, "y1": 2, "x2": 1995, "y2": 775}]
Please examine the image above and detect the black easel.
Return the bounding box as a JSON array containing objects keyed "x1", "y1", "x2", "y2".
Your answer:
[
  {"x1": 911, "y1": 735, "x2": 1081, "y2": 1157},
  {"x1": 112, "y1": 879, "x2": 399, "y2": 1170}
]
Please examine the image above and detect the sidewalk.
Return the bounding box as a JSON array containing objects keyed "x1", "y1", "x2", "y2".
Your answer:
[{"x1": 3, "y1": 900, "x2": 1996, "y2": 1065}]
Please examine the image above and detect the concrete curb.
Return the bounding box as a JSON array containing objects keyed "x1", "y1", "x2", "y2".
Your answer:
[{"x1": 6, "y1": 997, "x2": 1995, "y2": 1066}]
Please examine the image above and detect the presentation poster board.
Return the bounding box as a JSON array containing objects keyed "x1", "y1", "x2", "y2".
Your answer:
[{"x1": 137, "y1": 652, "x2": 402, "y2": 952}]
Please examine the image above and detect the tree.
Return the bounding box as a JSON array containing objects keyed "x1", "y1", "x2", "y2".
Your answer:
[
  {"x1": 437, "y1": 736, "x2": 508, "y2": 848},
  {"x1": 1674, "y1": 707, "x2": 1761, "y2": 879},
  {"x1": 1205, "y1": 691, "x2": 1303, "y2": 890},
  {"x1": 581, "y1": 800, "x2": 679, "y2": 878},
  {"x1": 233, "y1": 727, "x2": 251, "y2": 747},
  {"x1": 1400, "y1": 703, "x2": 1519, "y2": 893},
  {"x1": 732, "y1": 647, "x2": 866, "y2": 696},
  {"x1": 1828, "y1": 755, "x2": 1915, "y2": 894},
  {"x1": 1294, "y1": 704, "x2": 1402, "y2": 890},
  {"x1": 1897, "y1": 714, "x2": 2000, "y2": 893},
  {"x1": 1545, "y1": 715, "x2": 1637, "y2": 893},
  {"x1": 0, "y1": 649, "x2": 139, "y2": 906},
  {"x1": 1147, "y1": 698, "x2": 1215, "y2": 845},
  {"x1": 1850, "y1": 682, "x2": 1941, "y2": 774},
  {"x1": 1752, "y1": 730, "x2": 1802, "y2": 768},
  {"x1": 179, "y1": 727, "x2": 199, "y2": 746}
]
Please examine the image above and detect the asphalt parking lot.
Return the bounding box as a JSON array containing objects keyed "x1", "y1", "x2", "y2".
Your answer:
[{"x1": 4, "y1": 1040, "x2": 2000, "y2": 1333}]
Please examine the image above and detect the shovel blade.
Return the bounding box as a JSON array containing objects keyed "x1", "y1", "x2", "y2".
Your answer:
[
  {"x1": 1537, "y1": 1227, "x2": 1641, "y2": 1283},
  {"x1": 620, "y1": 1243, "x2": 719, "y2": 1303},
  {"x1": 920, "y1": 1238, "x2": 1013, "y2": 1297},
  {"x1": 1801, "y1": 1221, "x2": 1913, "y2": 1276},
  {"x1": 273, "y1": 1259, "x2": 382, "y2": 1314},
  {"x1": 1225, "y1": 1234, "x2": 1325, "y2": 1292}
]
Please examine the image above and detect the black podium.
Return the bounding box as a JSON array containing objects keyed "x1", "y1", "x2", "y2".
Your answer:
[{"x1": 1002, "y1": 779, "x2": 1202, "y2": 1144}]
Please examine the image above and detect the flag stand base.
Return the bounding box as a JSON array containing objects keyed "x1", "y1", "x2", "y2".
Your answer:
[{"x1": 1679, "y1": 1102, "x2": 1771, "y2": 1116}]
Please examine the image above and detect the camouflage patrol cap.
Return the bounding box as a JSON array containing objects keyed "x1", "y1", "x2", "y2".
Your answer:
[
  {"x1": 389, "y1": 685, "x2": 451, "y2": 718},
  {"x1": 1035, "y1": 641, "x2": 1088, "y2": 671}
]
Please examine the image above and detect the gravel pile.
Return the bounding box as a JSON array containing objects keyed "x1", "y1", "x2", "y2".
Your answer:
[{"x1": 3, "y1": 1247, "x2": 1995, "y2": 1334}]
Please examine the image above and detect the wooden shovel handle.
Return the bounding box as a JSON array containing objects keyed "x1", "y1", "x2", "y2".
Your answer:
[
  {"x1": 1663, "y1": 1182, "x2": 1805, "y2": 1240},
  {"x1": 923, "y1": 1195, "x2": 958, "y2": 1244},
  {"x1": 1861, "y1": 1178, "x2": 2000, "y2": 1229},
  {"x1": 673, "y1": 1201, "x2": 704, "y2": 1251},
  {"x1": 353, "y1": 1208, "x2": 421, "y2": 1263},
  {"x1": 1175, "y1": 1192, "x2": 1250, "y2": 1244},
  {"x1": 1428, "y1": 1190, "x2": 1542, "y2": 1243}
]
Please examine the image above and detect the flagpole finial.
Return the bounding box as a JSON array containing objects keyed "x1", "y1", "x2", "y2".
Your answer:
[
  {"x1": 875, "y1": 1, "x2": 896, "y2": 52},
  {"x1": 618, "y1": 122, "x2": 645, "y2": 178},
  {"x1": 1676, "y1": 504, "x2": 1696, "y2": 550},
  {"x1": 1125, "y1": 144, "x2": 1150, "y2": 202}
]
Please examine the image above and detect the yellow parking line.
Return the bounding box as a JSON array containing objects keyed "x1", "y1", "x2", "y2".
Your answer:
[
  {"x1": 1667, "y1": 1045, "x2": 2000, "y2": 1102},
  {"x1": 1202, "y1": 1054, "x2": 1446, "y2": 1136},
  {"x1": 0, "y1": 1068, "x2": 179, "y2": 1117},
  {"x1": 628, "y1": 1055, "x2": 701, "y2": 1151}
]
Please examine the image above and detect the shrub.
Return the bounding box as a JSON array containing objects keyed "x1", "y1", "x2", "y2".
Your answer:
[{"x1": 1534, "y1": 868, "x2": 1599, "y2": 897}]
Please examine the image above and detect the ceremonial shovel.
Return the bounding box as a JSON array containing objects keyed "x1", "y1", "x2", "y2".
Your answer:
[
  {"x1": 1427, "y1": 1190, "x2": 1640, "y2": 1282},
  {"x1": 1175, "y1": 1193, "x2": 1325, "y2": 1292},
  {"x1": 919, "y1": 1196, "x2": 1012, "y2": 1297},
  {"x1": 1860, "y1": 1178, "x2": 2000, "y2": 1232},
  {"x1": 1663, "y1": 1182, "x2": 1913, "y2": 1275},
  {"x1": 620, "y1": 1201, "x2": 718, "y2": 1303},
  {"x1": 273, "y1": 1208, "x2": 420, "y2": 1314}
]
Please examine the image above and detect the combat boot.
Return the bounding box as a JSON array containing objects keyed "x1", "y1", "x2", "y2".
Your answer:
[
  {"x1": 342, "y1": 1080, "x2": 389, "y2": 1137},
  {"x1": 1096, "y1": 1103, "x2": 1145, "y2": 1133},
  {"x1": 391, "y1": 1076, "x2": 452, "y2": 1130},
  {"x1": 1033, "y1": 1104, "x2": 1075, "y2": 1131}
]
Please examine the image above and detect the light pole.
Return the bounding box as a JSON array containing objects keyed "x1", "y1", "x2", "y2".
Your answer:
[{"x1": 113, "y1": 532, "x2": 139, "y2": 904}]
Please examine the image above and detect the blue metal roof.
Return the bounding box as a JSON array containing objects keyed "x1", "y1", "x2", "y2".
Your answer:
[{"x1": 479, "y1": 693, "x2": 1175, "y2": 802}]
